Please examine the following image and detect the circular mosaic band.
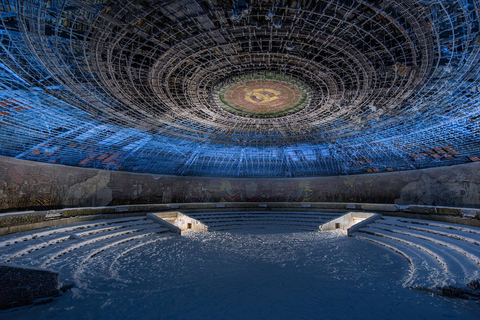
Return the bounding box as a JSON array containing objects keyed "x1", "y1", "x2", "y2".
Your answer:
[{"x1": 219, "y1": 79, "x2": 308, "y2": 118}]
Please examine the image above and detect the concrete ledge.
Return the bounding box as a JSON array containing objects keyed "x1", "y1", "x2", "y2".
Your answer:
[
  {"x1": 175, "y1": 213, "x2": 209, "y2": 232},
  {"x1": 347, "y1": 213, "x2": 383, "y2": 235},
  {"x1": 319, "y1": 212, "x2": 382, "y2": 235},
  {"x1": 406, "y1": 205, "x2": 437, "y2": 215},
  {"x1": 381, "y1": 211, "x2": 480, "y2": 228},
  {"x1": 146, "y1": 213, "x2": 181, "y2": 235},
  {"x1": 309, "y1": 202, "x2": 359, "y2": 210},
  {"x1": 436, "y1": 207, "x2": 464, "y2": 217},
  {"x1": 0, "y1": 213, "x2": 146, "y2": 236},
  {"x1": 1, "y1": 202, "x2": 479, "y2": 236},
  {"x1": 147, "y1": 212, "x2": 209, "y2": 233},
  {"x1": 405, "y1": 205, "x2": 479, "y2": 218},
  {"x1": 461, "y1": 209, "x2": 480, "y2": 219},
  {"x1": 360, "y1": 204, "x2": 399, "y2": 212},
  {"x1": 0, "y1": 263, "x2": 60, "y2": 310}
]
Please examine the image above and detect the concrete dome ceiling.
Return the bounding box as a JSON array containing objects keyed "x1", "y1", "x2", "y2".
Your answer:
[{"x1": 0, "y1": 0, "x2": 479, "y2": 177}]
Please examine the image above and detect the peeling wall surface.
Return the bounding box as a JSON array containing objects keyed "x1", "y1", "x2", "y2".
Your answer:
[{"x1": 1, "y1": 156, "x2": 479, "y2": 211}]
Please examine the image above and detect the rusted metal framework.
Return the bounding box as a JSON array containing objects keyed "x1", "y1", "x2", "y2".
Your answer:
[{"x1": 0, "y1": 0, "x2": 479, "y2": 177}]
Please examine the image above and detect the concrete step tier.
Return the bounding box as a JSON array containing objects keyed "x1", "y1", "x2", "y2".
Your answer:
[
  {"x1": 352, "y1": 216, "x2": 480, "y2": 298},
  {"x1": 0, "y1": 216, "x2": 177, "y2": 283},
  {"x1": 183, "y1": 211, "x2": 345, "y2": 231}
]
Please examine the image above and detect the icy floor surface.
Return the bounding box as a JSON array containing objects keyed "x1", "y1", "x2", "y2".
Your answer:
[{"x1": 2, "y1": 227, "x2": 480, "y2": 319}]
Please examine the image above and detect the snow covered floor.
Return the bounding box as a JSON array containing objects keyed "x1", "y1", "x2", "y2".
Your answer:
[{"x1": 1, "y1": 216, "x2": 480, "y2": 319}]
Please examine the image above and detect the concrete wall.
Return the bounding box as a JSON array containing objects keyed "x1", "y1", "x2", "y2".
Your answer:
[
  {"x1": 319, "y1": 212, "x2": 381, "y2": 234},
  {"x1": 148, "y1": 211, "x2": 209, "y2": 232},
  {"x1": 1, "y1": 155, "x2": 480, "y2": 211},
  {"x1": 0, "y1": 264, "x2": 60, "y2": 309}
]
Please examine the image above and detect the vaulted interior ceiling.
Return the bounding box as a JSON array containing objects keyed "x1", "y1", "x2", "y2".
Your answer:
[{"x1": 0, "y1": 0, "x2": 479, "y2": 177}]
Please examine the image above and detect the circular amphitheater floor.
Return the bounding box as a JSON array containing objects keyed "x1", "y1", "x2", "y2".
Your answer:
[{"x1": 1, "y1": 213, "x2": 480, "y2": 320}]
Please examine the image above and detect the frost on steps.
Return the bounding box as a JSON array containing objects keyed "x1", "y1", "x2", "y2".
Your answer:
[{"x1": 353, "y1": 216, "x2": 480, "y2": 299}]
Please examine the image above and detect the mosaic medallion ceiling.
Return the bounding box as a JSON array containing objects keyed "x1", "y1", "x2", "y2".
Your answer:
[
  {"x1": 0, "y1": 0, "x2": 479, "y2": 176},
  {"x1": 218, "y1": 78, "x2": 308, "y2": 117}
]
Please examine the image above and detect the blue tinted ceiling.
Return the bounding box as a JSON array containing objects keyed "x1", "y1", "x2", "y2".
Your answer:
[{"x1": 0, "y1": 0, "x2": 480, "y2": 177}]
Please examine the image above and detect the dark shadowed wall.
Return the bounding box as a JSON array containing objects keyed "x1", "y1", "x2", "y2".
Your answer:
[
  {"x1": 0, "y1": 264, "x2": 59, "y2": 309},
  {"x1": 1, "y1": 156, "x2": 479, "y2": 211}
]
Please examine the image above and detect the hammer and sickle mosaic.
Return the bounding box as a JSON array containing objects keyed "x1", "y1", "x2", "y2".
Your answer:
[
  {"x1": 219, "y1": 79, "x2": 307, "y2": 117},
  {"x1": 244, "y1": 88, "x2": 281, "y2": 104}
]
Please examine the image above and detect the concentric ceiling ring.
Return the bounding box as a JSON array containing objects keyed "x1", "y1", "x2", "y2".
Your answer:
[
  {"x1": 217, "y1": 78, "x2": 308, "y2": 118},
  {"x1": 2, "y1": 0, "x2": 480, "y2": 177},
  {"x1": 19, "y1": 0, "x2": 436, "y2": 145}
]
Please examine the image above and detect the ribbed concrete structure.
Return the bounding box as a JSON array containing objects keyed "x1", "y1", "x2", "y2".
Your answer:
[
  {"x1": 1, "y1": 3, "x2": 480, "y2": 317},
  {"x1": 0, "y1": 0, "x2": 479, "y2": 177}
]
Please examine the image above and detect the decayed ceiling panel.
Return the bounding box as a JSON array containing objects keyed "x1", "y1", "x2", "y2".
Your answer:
[{"x1": 0, "y1": 0, "x2": 479, "y2": 177}]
